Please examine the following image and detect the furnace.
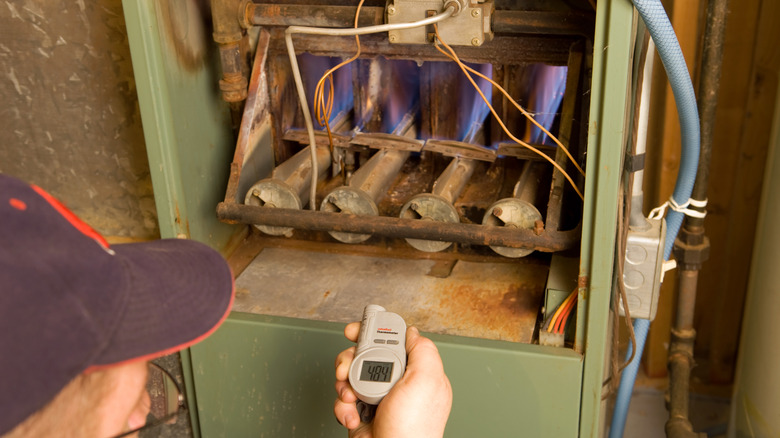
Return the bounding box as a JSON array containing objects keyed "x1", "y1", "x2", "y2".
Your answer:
[{"x1": 123, "y1": 0, "x2": 636, "y2": 436}]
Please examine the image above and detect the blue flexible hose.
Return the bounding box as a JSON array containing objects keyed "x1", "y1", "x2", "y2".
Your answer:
[{"x1": 608, "y1": 0, "x2": 701, "y2": 437}]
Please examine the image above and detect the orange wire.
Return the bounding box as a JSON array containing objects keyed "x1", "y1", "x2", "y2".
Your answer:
[
  {"x1": 313, "y1": 0, "x2": 366, "y2": 147},
  {"x1": 547, "y1": 288, "x2": 576, "y2": 333},
  {"x1": 555, "y1": 289, "x2": 578, "y2": 334},
  {"x1": 451, "y1": 61, "x2": 585, "y2": 179},
  {"x1": 432, "y1": 25, "x2": 584, "y2": 200}
]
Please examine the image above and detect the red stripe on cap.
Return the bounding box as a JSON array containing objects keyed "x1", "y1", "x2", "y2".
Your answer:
[
  {"x1": 84, "y1": 273, "x2": 236, "y2": 373},
  {"x1": 31, "y1": 185, "x2": 111, "y2": 250},
  {"x1": 9, "y1": 198, "x2": 27, "y2": 210}
]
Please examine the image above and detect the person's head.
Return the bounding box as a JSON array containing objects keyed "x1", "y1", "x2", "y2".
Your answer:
[{"x1": 0, "y1": 174, "x2": 235, "y2": 437}]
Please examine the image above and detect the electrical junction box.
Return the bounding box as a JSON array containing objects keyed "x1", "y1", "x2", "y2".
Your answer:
[
  {"x1": 620, "y1": 218, "x2": 666, "y2": 321},
  {"x1": 386, "y1": 0, "x2": 494, "y2": 46}
]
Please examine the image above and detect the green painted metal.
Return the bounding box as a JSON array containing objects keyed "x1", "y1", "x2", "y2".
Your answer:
[
  {"x1": 577, "y1": 0, "x2": 635, "y2": 436},
  {"x1": 122, "y1": 1, "x2": 245, "y2": 435},
  {"x1": 121, "y1": 0, "x2": 237, "y2": 249},
  {"x1": 191, "y1": 313, "x2": 583, "y2": 437}
]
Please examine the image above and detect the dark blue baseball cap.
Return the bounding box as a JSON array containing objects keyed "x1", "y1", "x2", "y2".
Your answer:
[{"x1": 0, "y1": 174, "x2": 235, "y2": 434}]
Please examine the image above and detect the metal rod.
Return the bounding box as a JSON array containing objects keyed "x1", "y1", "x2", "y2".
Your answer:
[
  {"x1": 278, "y1": 145, "x2": 332, "y2": 199},
  {"x1": 513, "y1": 160, "x2": 545, "y2": 204},
  {"x1": 430, "y1": 120, "x2": 483, "y2": 203},
  {"x1": 349, "y1": 149, "x2": 410, "y2": 201},
  {"x1": 674, "y1": 270, "x2": 699, "y2": 330},
  {"x1": 688, "y1": 0, "x2": 729, "y2": 228},
  {"x1": 431, "y1": 158, "x2": 478, "y2": 204},
  {"x1": 217, "y1": 202, "x2": 580, "y2": 251},
  {"x1": 244, "y1": 146, "x2": 332, "y2": 236}
]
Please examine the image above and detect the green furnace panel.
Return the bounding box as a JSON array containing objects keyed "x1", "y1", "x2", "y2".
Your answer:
[{"x1": 191, "y1": 313, "x2": 582, "y2": 437}]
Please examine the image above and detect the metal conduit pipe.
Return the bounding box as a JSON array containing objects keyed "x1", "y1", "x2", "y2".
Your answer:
[
  {"x1": 666, "y1": 0, "x2": 728, "y2": 437},
  {"x1": 210, "y1": 0, "x2": 248, "y2": 104}
]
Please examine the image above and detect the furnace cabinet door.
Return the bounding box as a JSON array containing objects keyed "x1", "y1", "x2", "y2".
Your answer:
[{"x1": 190, "y1": 313, "x2": 582, "y2": 437}]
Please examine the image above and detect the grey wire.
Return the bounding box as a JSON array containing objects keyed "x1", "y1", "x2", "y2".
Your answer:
[{"x1": 284, "y1": 6, "x2": 457, "y2": 209}]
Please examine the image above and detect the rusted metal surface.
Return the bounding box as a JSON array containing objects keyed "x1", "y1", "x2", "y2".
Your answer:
[
  {"x1": 211, "y1": 0, "x2": 248, "y2": 103},
  {"x1": 545, "y1": 41, "x2": 585, "y2": 232},
  {"x1": 232, "y1": 228, "x2": 555, "y2": 265},
  {"x1": 267, "y1": 53, "x2": 300, "y2": 164},
  {"x1": 454, "y1": 160, "x2": 504, "y2": 214},
  {"x1": 247, "y1": 4, "x2": 386, "y2": 29},
  {"x1": 424, "y1": 140, "x2": 497, "y2": 161},
  {"x1": 497, "y1": 143, "x2": 557, "y2": 161},
  {"x1": 432, "y1": 158, "x2": 479, "y2": 203},
  {"x1": 269, "y1": 31, "x2": 575, "y2": 66},
  {"x1": 221, "y1": 2, "x2": 589, "y2": 261},
  {"x1": 492, "y1": 10, "x2": 594, "y2": 37},
  {"x1": 224, "y1": 29, "x2": 272, "y2": 204},
  {"x1": 283, "y1": 128, "x2": 352, "y2": 148},
  {"x1": 217, "y1": 202, "x2": 581, "y2": 252},
  {"x1": 351, "y1": 133, "x2": 426, "y2": 152},
  {"x1": 422, "y1": 62, "x2": 460, "y2": 140},
  {"x1": 246, "y1": 4, "x2": 593, "y2": 38},
  {"x1": 232, "y1": 246, "x2": 549, "y2": 342}
]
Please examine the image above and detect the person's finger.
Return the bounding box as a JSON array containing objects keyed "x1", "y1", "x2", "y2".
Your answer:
[
  {"x1": 405, "y1": 327, "x2": 445, "y2": 374},
  {"x1": 335, "y1": 346, "x2": 356, "y2": 381},
  {"x1": 334, "y1": 396, "x2": 361, "y2": 430},
  {"x1": 347, "y1": 421, "x2": 373, "y2": 438},
  {"x1": 334, "y1": 379, "x2": 358, "y2": 403},
  {"x1": 344, "y1": 321, "x2": 360, "y2": 342}
]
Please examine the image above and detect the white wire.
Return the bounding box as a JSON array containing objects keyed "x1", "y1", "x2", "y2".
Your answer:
[
  {"x1": 285, "y1": 6, "x2": 457, "y2": 209},
  {"x1": 633, "y1": 38, "x2": 655, "y2": 198}
]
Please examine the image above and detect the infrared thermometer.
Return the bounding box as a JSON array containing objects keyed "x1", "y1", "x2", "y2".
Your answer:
[{"x1": 348, "y1": 305, "x2": 407, "y2": 405}]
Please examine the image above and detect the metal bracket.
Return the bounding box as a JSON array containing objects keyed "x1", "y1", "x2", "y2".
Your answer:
[{"x1": 624, "y1": 152, "x2": 646, "y2": 173}]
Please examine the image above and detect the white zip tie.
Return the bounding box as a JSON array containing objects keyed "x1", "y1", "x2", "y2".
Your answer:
[
  {"x1": 648, "y1": 197, "x2": 708, "y2": 220},
  {"x1": 661, "y1": 259, "x2": 677, "y2": 283}
]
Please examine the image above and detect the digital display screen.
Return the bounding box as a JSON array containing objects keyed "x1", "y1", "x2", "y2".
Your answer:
[{"x1": 359, "y1": 360, "x2": 394, "y2": 382}]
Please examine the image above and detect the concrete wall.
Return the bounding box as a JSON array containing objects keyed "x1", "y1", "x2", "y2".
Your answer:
[{"x1": 0, "y1": 0, "x2": 157, "y2": 240}]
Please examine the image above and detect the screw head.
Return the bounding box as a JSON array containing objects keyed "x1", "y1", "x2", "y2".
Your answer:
[
  {"x1": 471, "y1": 37, "x2": 480, "y2": 46},
  {"x1": 389, "y1": 33, "x2": 398, "y2": 43},
  {"x1": 387, "y1": 5, "x2": 396, "y2": 15},
  {"x1": 471, "y1": 9, "x2": 480, "y2": 17}
]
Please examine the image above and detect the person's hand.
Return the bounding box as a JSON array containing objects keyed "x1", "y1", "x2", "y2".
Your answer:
[{"x1": 334, "y1": 322, "x2": 452, "y2": 438}]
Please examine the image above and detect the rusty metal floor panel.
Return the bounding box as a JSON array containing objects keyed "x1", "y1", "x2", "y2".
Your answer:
[{"x1": 233, "y1": 247, "x2": 548, "y2": 343}]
